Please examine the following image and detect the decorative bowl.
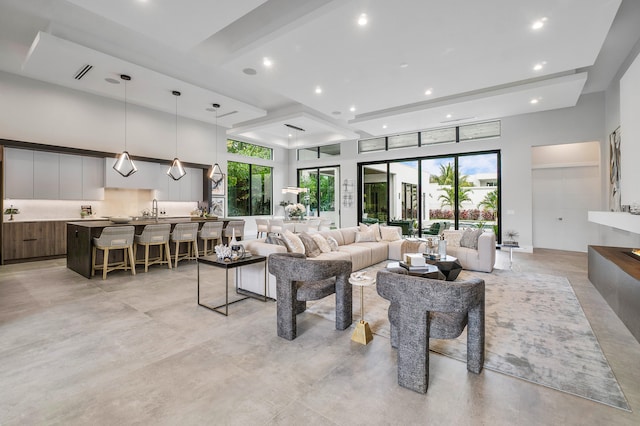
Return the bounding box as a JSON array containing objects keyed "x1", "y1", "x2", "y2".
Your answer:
[{"x1": 110, "y1": 216, "x2": 132, "y2": 224}]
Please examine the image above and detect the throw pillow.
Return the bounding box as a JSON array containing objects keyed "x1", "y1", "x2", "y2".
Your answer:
[
  {"x1": 355, "y1": 229, "x2": 378, "y2": 243},
  {"x1": 298, "y1": 232, "x2": 322, "y2": 258},
  {"x1": 459, "y1": 228, "x2": 484, "y2": 250},
  {"x1": 326, "y1": 235, "x2": 340, "y2": 251},
  {"x1": 265, "y1": 233, "x2": 288, "y2": 249},
  {"x1": 282, "y1": 229, "x2": 305, "y2": 254},
  {"x1": 359, "y1": 222, "x2": 381, "y2": 241},
  {"x1": 311, "y1": 233, "x2": 332, "y2": 253},
  {"x1": 380, "y1": 226, "x2": 402, "y2": 242}
]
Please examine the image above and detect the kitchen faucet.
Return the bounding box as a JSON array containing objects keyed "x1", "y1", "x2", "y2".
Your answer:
[{"x1": 152, "y1": 199, "x2": 159, "y2": 223}]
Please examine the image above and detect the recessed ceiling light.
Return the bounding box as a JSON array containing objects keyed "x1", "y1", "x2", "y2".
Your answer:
[
  {"x1": 382, "y1": 124, "x2": 387, "y2": 129},
  {"x1": 315, "y1": 86, "x2": 322, "y2": 94},
  {"x1": 400, "y1": 62, "x2": 409, "y2": 68},
  {"x1": 243, "y1": 68, "x2": 257, "y2": 75},
  {"x1": 533, "y1": 61, "x2": 547, "y2": 71},
  {"x1": 446, "y1": 114, "x2": 452, "y2": 118},
  {"x1": 532, "y1": 17, "x2": 547, "y2": 30},
  {"x1": 425, "y1": 88, "x2": 433, "y2": 96},
  {"x1": 530, "y1": 98, "x2": 539, "y2": 104},
  {"x1": 263, "y1": 57, "x2": 272, "y2": 67},
  {"x1": 350, "y1": 106, "x2": 356, "y2": 112},
  {"x1": 358, "y1": 13, "x2": 368, "y2": 26}
]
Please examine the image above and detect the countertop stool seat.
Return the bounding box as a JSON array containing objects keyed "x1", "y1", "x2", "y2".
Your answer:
[
  {"x1": 171, "y1": 223, "x2": 199, "y2": 267},
  {"x1": 255, "y1": 218, "x2": 269, "y2": 238},
  {"x1": 198, "y1": 221, "x2": 223, "y2": 256},
  {"x1": 92, "y1": 226, "x2": 136, "y2": 280},
  {"x1": 134, "y1": 223, "x2": 172, "y2": 272}
]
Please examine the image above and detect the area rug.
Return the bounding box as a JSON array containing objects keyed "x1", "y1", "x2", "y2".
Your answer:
[{"x1": 306, "y1": 264, "x2": 630, "y2": 411}]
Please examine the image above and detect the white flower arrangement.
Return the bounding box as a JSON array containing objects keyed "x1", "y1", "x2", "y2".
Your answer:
[{"x1": 285, "y1": 203, "x2": 306, "y2": 218}]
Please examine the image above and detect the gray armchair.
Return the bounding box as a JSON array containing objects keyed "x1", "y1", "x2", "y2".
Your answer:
[
  {"x1": 268, "y1": 253, "x2": 353, "y2": 340},
  {"x1": 376, "y1": 269, "x2": 485, "y2": 393}
]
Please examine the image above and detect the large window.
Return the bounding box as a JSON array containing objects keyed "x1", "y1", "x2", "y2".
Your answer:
[
  {"x1": 297, "y1": 166, "x2": 340, "y2": 227},
  {"x1": 227, "y1": 139, "x2": 272, "y2": 160},
  {"x1": 359, "y1": 150, "x2": 501, "y2": 239},
  {"x1": 297, "y1": 143, "x2": 341, "y2": 160},
  {"x1": 227, "y1": 161, "x2": 272, "y2": 216},
  {"x1": 358, "y1": 120, "x2": 501, "y2": 153}
]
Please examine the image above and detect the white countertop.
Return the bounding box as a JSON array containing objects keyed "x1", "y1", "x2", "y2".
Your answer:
[{"x1": 588, "y1": 211, "x2": 640, "y2": 234}]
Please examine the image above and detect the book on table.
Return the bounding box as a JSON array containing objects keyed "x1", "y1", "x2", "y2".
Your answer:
[{"x1": 399, "y1": 261, "x2": 434, "y2": 273}]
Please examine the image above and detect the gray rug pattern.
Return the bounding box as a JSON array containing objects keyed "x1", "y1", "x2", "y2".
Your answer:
[{"x1": 306, "y1": 264, "x2": 630, "y2": 411}]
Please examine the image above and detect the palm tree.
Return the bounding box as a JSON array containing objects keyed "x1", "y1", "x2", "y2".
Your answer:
[
  {"x1": 432, "y1": 162, "x2": 473, "y2": 187},
  {"x1": 439, "y1": 186, "x2": 472, "y2": 209},
  {"x1": 478, "y1": 189, "x2": 498, "y2": 212}
]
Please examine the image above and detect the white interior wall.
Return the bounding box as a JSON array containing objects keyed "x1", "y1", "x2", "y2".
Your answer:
[{"x1": 620, "y1": 51, "x2": 640, "y2": 206}]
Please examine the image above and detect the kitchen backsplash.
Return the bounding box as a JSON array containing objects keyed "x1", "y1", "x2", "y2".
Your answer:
[{"x1": 3, "y1": 189, "x2": 198, "y2": 221}]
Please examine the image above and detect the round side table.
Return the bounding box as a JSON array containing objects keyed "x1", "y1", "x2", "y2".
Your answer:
[{"x1": 349, "y1": 273, "x2": 375, "y2": 345}]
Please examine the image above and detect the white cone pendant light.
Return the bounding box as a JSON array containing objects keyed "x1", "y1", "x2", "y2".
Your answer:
[
  {"x1": 113, "y1": 74, "x2": 138, "y2": 177},
  {"x1": 167, "y1": 90, "x2": 187, "y2": 181}
]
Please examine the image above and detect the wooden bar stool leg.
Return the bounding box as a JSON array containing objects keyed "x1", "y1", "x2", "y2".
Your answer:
[
  {"x1": 92, "y1": 246, "x2": 97, "y2": 277},
  {"x1": 102, "y1": 248, "x2": 109, "y2": 280},
  {"x1": 165, "y1": 241, "x2": 172, "y2": 269},
  {"x1": 144, "y1": 244, "x2": 150, "y2": 272},
  {"x1": 128, "y1": 245, "x2": 136, "y2": 275},
  {"x1": 174, "y1": 241, "x2": 180, "y2": 268}
]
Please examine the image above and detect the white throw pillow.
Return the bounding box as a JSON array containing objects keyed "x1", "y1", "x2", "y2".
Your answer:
[
  {"x1": 326, "y1": 236, "x2": 340, "y2": 251},
  {"x1": 282, "y1": 229, "x2": 305, "y2": 254},
  {"x1": 359, "y1": 223, "x2": 382, "y2": 241},
  {"x1": 355, "y1": 229, "x2": 378, "y2": 243},
  {"x1": 380, "y1": 226, "x2": 402, "y2": 242},
  {"x1": 311, "y1": 233, "x2": 332, "y2": 253}
]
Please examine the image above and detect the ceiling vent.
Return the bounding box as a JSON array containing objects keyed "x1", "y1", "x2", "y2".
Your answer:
[
  {"x1": 218, "y1": 110, "x2": 238, "y2": 118},
  {"x1": 74, "y1": 64, "x2": 93, "y2": 80},
  {"x1": 285, "y1": 123, "x2": 305, "y2": 132}
]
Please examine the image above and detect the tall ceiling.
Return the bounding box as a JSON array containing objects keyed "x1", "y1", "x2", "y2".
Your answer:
[{"x1": 0, "y1": 0, "x2": 638, "y2": 149}]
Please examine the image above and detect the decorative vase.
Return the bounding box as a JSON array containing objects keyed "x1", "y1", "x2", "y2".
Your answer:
[{"x1": 230, "y1": 228, "x2": 238, "y2": 246}]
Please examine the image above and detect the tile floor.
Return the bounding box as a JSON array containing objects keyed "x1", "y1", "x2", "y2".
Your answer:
[{"x1": 0, "y1": 248, "x2": 639, "y2": 425}]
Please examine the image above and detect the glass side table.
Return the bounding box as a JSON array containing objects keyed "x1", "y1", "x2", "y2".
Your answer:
[{"x1": 349, "y1": 272, "x2": 375, "y2": 345}]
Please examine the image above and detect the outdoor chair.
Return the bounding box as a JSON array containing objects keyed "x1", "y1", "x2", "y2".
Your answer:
[{"x1": 376, "y1": 269, "x2": 485, "y2": 393}]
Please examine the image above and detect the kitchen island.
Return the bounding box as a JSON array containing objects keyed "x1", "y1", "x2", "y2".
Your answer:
[{"x1": 67, "y1": 217, "x2": 234, "y2": 278}]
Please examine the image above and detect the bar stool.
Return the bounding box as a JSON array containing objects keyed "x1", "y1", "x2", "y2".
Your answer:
[
  {"x1": 223, "y1": 220, "x2": 245, "y2": 245},
  {"x1": 198, "y1": 221, "x2": 223, "y2": 256},
  {"x1": 92, "y1": 226, "x2": 136, "y2": 280},
  {"x1": 268, "y1": 218, "x2": 284, "y2": 234},
  {"x1": 170, "y1": 223, "x2": 199, "y2": 267},
  {"x1": 255, "y1": 218, "x2": 269, "y2": 238},
  {"x1": 134, "y1": 223, "x2": 172, "y2": 272}
]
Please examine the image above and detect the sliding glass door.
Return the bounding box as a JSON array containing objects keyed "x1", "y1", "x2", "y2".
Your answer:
[{"x1": 359, "y1": 150, "x2": 500, "y2": 239}]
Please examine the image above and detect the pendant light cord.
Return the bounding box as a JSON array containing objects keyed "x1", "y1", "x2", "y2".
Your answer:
[
  {"x1": 175, "y1": 93, "x2": 178, "y2": 157},
  {"x1": 123, "y1": 78, "x2": 127, "y2": 151}
]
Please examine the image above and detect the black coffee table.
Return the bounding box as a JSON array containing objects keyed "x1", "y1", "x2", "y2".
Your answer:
[
  {"x1": 424, "y1": 255, "x2": 462, "y2": 281},
  {"x1": 386, "y1": 262, "x2": 445, "y2": 280}
]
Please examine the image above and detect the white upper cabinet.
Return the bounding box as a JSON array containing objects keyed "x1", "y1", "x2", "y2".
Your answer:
[
  {"x1": 59, "y1": 153, "x2": 83, "y2": 200},
  {"x1": 82, "y1": 156, "x2": 104, "y2": 200},
  {"x1": 4, "y1": 148, "x2": 34, "y2": 199},
  {"x1": 157, "y1": 166, "x2": 203, "y2": 201},
  {"x1": 33, "y1": 151, "x2": 60, "y2": 199},
  {"x1": 5, "y1": 148, "x2": 105, "y2": 200}
]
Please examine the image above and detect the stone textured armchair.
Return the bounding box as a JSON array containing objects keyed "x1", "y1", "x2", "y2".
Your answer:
[
  {"x1": 376, "y1": 269, "x2": 485, "y2": 393},
  {"x1": 268, "y1": 253, "x2": 353, "y2": 340}
]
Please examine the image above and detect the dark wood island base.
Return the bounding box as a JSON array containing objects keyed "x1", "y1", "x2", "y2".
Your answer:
[{"x1": 67, "y1": 218, "x2": 235, "y2": 279}]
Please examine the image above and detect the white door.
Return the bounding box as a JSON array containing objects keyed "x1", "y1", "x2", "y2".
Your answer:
[{"x1": 532, "y1": 165, "x2": 600, "y2": 252}]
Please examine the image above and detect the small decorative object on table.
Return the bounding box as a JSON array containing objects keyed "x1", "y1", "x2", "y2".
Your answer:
[
  {"x1": 285, "y1": 203, "x2": 306, "y2": 220},
  {"x1": 504, "y1": 229, "x2": 519, "y2": 246},
  {"x1": 214, "y1": 244, "x2": 232, "y2": 262},
  {"x1": 4, "y1": 205, "x2": 19, "y2": 221}
]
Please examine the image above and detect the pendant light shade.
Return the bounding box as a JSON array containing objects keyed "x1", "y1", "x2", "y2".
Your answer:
[
  {"x1": 209, "y1": 103, "x2": 225, "y2": 184},
  {"x1": 113, "y1": 74, "x2": 138, "y2": 177},
  {"x1": 167, "y1": 90, "x2": 187, "y2": 181}
]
